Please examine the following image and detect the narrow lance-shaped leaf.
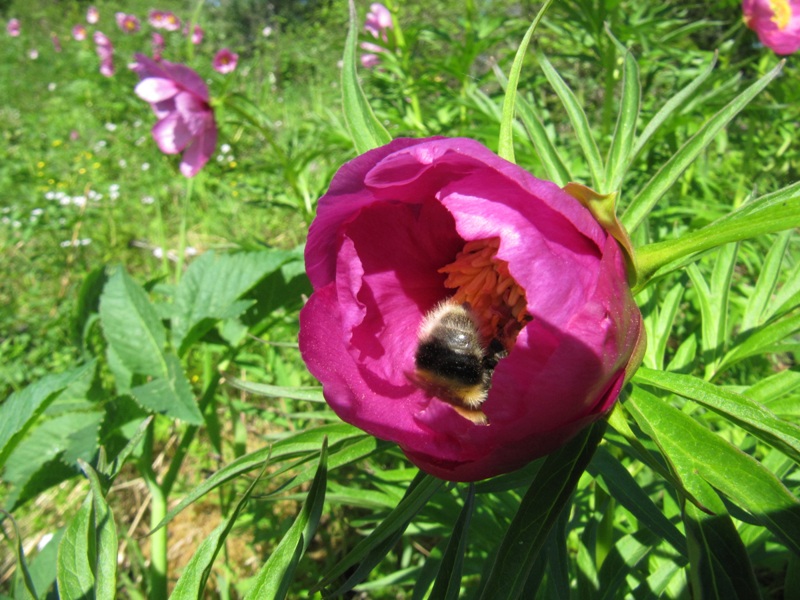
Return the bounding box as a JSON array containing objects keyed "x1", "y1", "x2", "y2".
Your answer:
[
  {"x1": 741, "y1": 230, "x2": 792, "y2": 331},
  {"x1": 497, "y1": 0, "x2": 555, "y2": 163},
  {"x1": 477, "y1": 421, "x2": 606, "y2": 600},
  {"x1": 604, "y1": 26, "x2": 641, "y2": 193},
  {"x1": 622, "y1": 60, "x2": 784, "y2": 234},
  {"x1": 537, "y1": 51, "x2": 606, "y2": 190},
  {"x1": 625, "y1": 385, "x2": 800, "y2": 555},
  {"x1": 342, "y1": 0, "x2": 391, "y2": 153},
  {"x1": 428, "y1": 484, "x2": 476, "y2": 600}
]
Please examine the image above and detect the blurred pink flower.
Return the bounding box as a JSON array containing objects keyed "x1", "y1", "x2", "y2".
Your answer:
[
  {"x1": 72, "y1": 25, "x2": 87, "y2": 41},
  {"x1": 162, "y1": 11, "x2": 181, "y2": 32},
  {"x1": 360, "y1": 41, "x2": 385, "y2": 68},
  {"x1": 116, "y1": 12, "x2": 141, "y2": 34},
  {"x1": 152, "y1": 32, "x2": 165, "y2": 60},
  {"x1": 212, "y1": 48, "x2": 238, "y2": 74},
  {"x1": 131, "y1": 53, "x2": 218, "y2": 177},
  {"x1": 148, "y1": 10, "x2": 167, "y2": 28},
  {"x1": 191, "y1": 24, "x2": 203, "y2": 45},
  {"x1": 94, "y1": 31, "x2": 114, "y2": 77},
  {"x1": 743, "y1": 0, "x2": 800, "y2": 54},
  {"x1": 299, "y1": 137, "x2": 643, "y2": 481},
  {"x1": 51, "y1": 34, "x2": 62, "y2": 52},
  {"x1": 7, "y1": 18, "x2": 20, "y2": 37},
  {"x1": 364, "y1": 3, "x2": 392, "y2": 41},
  {"x1": 87, "y1": 6, "x2": 99, "y2": 24}
]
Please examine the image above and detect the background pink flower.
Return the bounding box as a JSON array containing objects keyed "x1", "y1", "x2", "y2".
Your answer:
[
  {"x1": 7, "y1": 18, "x2": 20, "y2": 37},
  {"x1": 212, "y1": 48, "x2": 239, "y2": 74},
  {"x1": 148, "y1": 10, "x2": 167, "y2": 28},
  {"x1": 116, "y1": 12, "x2": 141, "y2": 34},
  {"x1": 162, "y1": 12, "x2": 181, "y2": 32},
  {"x1": 152, "y1": 32, "x2": 165, "y2": 60},
  {"x1": 364, "y1": 3, "x2": 392, "y2": 41},
  {"x1": 743, "y1": 0, "x2": 800, "y2": 54},
  {"x1": 72, "y1": 25, "x2": 87, "y2": 41},
  {"x1": 131, "y1": 53, "x2": 218, "y2": 177},
  {"x1": 299, "y1": 137, "x2": 643, "y2": 481},
  {"x1": 191, "y1": 24, "x2": 204, "y2": 45},
  {"x1": 94, "y1": 31, "x2": 114, "y2": 76},
  {"x1": 87, "y1": 6, "x2": 99, "y2": 24}
]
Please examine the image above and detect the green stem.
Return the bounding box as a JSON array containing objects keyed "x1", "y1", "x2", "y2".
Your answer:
[
  {"x1": 140, "y1": 421, "x2": 168, "y2": 600},
  {"x1": 154, "y1": 193, "x2": 169, "y2": 277}
]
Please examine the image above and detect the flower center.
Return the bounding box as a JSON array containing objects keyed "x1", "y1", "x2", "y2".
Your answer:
[
  {"x1": 770, "y1": 0, "x2": 791, "y2": 29},
  {"x1": 438, "y1": 238, "x2": 531, "y2": 351}
]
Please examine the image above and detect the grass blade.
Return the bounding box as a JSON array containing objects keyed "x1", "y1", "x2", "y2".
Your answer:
[
  {"x1": 429, "y1": 484, "x2": 475, "y2": 600},
  {"x1": 741, "y1": 230, "x2": 792, "y2": 331},
  {"x1": 537, "y1": 51, "x2": 605, "y2": 190},
  {"x1": 622, "y1": 60, "x2": 784, "y2": 233},
  {"x1": 497, "y1": 0, "x2": 555, "y2": 163},
  {"x1": 342, "y1": 0, "x2": 391, "y2": 153}
]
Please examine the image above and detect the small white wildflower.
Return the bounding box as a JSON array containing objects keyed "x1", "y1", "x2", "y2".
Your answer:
[
  {"x1": 45, "y1": 191, "x2": 55, "y2": 200},
  {"x1": 60, "y1": 240, "x2": 72, "y2": 248},
  {"x1": 12, "y1": 220, "x2": 21, "y2": 228},
  {"x1": 48, "y1": 82, "x2": 57, "y2": 91},
  {"x1": 141, "y1": 196, "x2": 155, "y2": 205},
  {"x1": 31, "y1": 208, "x2": 44, "y2": 216},
  {"x1": 80, "y1": 238, "x2": 92, "y2": 246},
  {"x1": 104, "y1": 122, "x2": 117, "y2": 132},
  {"x1": 72, "y1": 196, "x2": 87, "y2": 207},
  {"x1": 1, "y1": 217, "x2": 9, "y2": 225},
  {"x1": 262, "y1": 25, "x2": 273, "y2": 37},
  {"x1": 185, "y1": 246, "x2": 198, "y2": 256},
  {"x1": 118, "y1": 159, "x2": 127, "y2": 168},
  {"x1": 59, "y1": 197, "x2": 71, "y2": 206},
  {"x1": 141, "y1": 162, "x2": 150, "y2": 171},
  {"x1": 220, "y1": 143, "x2": 231, "y2": 154},
  {"x1": 153, "y1": 247, "x2": 164, "y2": 259}
]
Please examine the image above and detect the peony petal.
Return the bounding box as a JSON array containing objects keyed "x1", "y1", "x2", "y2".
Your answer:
[
  {"x1": 179, "y1": 123, "x2": 217, "y2": 177},
  {"x1": 151, "y1": 112, "x2": 192, "y2": 154},
  {"x1": 135, "y1": 77, "x2": 179, "y2": 103}
]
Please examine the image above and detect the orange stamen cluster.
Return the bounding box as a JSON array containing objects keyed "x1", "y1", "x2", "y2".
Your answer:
[
  {"x1": 438, "y1": 238, "x2": 531, "y2": 349},
  {"x1": 770, "y1": 0, "x2": 791, "y2": 30}
]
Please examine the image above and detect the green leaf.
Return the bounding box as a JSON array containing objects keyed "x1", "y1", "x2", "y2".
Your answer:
[
  {"x1": 477, "y1": 422, "x2": 606, "y2": 600},
  {"x1": 0, "y1": 361, "x2": 95, "y2": 470},
  {"x1": 622, "y1": 60, "x2": 784, "y2": 234},
  {"x1": 78, "y1": 460, "x2": 118, "y2": 600},
  {"x1": 341, "y1": 0, "x2": 391, "y2": 153},
  {"x1": 716, "y1": 311, "x2": 800, "y2": 374},
  {"x1": 102, "y1": 416, "x2": 153, "y2": 480},
  {"x1": 130, "y1": 354, "x2": 202, "y2": 424},
  {"x1": 741, "y1": 231, "x2": 792, "y2": 331},
  {"x1": 683, "y1": 480, "x2": 762, "y2": 600},
  {"x1": 226, "y1": 378, "x2": 325, "y2": 403},
  {"x1": 496, "y1": 0, "x2": 555, "y2": 163},
  {"x1": 596, "y1": 531, "x2": 656, "y2": 600},
  {"x1": 429, "y1": 484, "x2": 475, "y2": 600},
  {"x1": 588, "y1": 446, "x2": 687, "y2": 558},
  {"x1": 244, "y1": 439, "x2": 328, "y2": 600},
  {"x1": 171, "y1": 461, "x2": 268, "y2": 599},
  {"x1": 0, "y1": 510, "x2": 38, "y2": 599},
  {"x1": 537, "y1": 51, "x2": 605, "y2": 190},
  {"x1": 99, "y1": 268, "x2": 167, "y2": 378},
  {"x1": 56, "y1": 497, "x2": 94, "y2": 599},
  {"x1": 630, "y1": 52, "x2": 717, "y2": 162},
  {"x1": 154, "y1": 424, "x2": 364, "y2": 531},
  {"x1": 634, "y1": 367, "x2": 800, "y2": 466},
  {"x1": 171, "y1": 250, "x2": 297, "y2": 355},
  {"x1": 316, "y1": 472, "x2": 444, "y2": 596},
  {"x1": 625, "y1": 385, "x2": 800, "y2": 554},
  {"x1": 642, "y1": 282, "x2": 684, "y2": 370},
  {"x1": 604, "y1": 29, "x2": 640, "y2": 193}
]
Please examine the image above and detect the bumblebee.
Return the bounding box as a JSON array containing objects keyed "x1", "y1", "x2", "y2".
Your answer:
[{"x1": 413, "y1": 301, "x2": 505, "y2": 424}]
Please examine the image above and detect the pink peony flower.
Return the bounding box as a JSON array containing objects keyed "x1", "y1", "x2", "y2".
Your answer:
[
  {"x1": 364, "y1": 3, "x2": 392, "y2": 41},
  {"x1": 191, "y1": 24, "x2": 203, "y2": 45},
  {"x1": 131, "y1": 53, "x2": 218, "y2": 177},
  {"x1": 87, "y1": 6, "x2": 99, "y2": 24},
  {"x1": 162, "y1": 11, "x2": 181, "y2": 32},
  {"x1": 72, "y1": 25, "x2": 87, "y2": 41},
  {"x1": 116, "y1": 12, "x2": 141, "y2": 34},
  {"x1": 7, "y1": 18, "x2": 20, "y2": 37},
  {"x1": 298, "y1": 137, "x2": 643, "y2": 481},
  {"x1": 212, "y1": 48, "x2": 238, "y2": 74},
  {"x1": 152, "y1": 32, "x2": 165, "y2": 60},
  {"x1": 743, "y1": 0, "x2": 800, "y2": 54},
  {"x1": 94, "y1": 31, "x2": 114, "y2": 77}
]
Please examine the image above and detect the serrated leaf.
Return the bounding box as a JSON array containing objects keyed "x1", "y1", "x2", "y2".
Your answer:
[
  {"x1": 621, "y1": 60, "x2": 783, "y2": 233},
  {"x1": 0, "y1": 361, "x2": 95, "y2": 470},
  {"x1": 634, "y1": 368, "x2": 800, "y2": 466},
  {"x1": 171, "y1": 461, "x2": 268, "y2": 599},
  {"x1": 625, "y1": 385, "x2": 800, "y2": 555},
  {"x1": 429, "y1": 484, "x2": 475, "y2": 600},
  {"x1": 341, "y1": 0, "x2": 391, "y2": 153},
  {"x1": 130, "y1": 354, "x2": 202, "y2": 424},
  {"x1": 477, "y1": 422, "x2": 606, "y2": 600},
  {"x1": 99, "y1": 268, "x2": 167, "y2": 378},
  {"x1": 537, "y1": 51, "x2": 605, "y2": 190},
  {"x1": 172, "y1": 250, "x2": 297, "y2": 355},
  {"x1": 496, "y1": 0, "x2": 555, "y2": 163},
  {"x1": 244, "y1": 439, "x2": 328, "y2": 600}
]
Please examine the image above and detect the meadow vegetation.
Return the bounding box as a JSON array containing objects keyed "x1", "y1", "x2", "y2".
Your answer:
[{"x1": 1, "y1": 0, "x2": 798, "y2": 598}]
